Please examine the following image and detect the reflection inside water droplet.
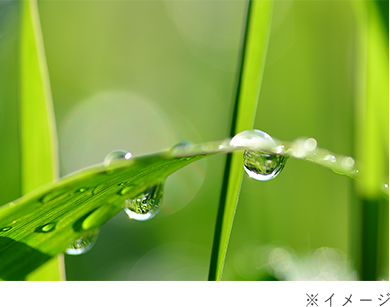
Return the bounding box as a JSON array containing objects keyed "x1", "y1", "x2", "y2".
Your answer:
[
  {"x1": 123, "y1": 183, "x2": 164, "y2": 221},
  {"x1": 104, "y1": 150, "x2": 132, "y2": 165},
  {"x1": 243, "y1": 150, "x2": 287, "y2": 181},
  {"x1": 231, "y1": 130, "x2": 288, "y2": 181},
  {"x1": 66, "y1": 229, "x2": 100, "y2": 255}
]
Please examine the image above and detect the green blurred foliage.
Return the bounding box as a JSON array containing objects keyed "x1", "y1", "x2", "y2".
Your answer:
[{"x1": 0, "y1": 0, "x2": 387, "y2": 280}]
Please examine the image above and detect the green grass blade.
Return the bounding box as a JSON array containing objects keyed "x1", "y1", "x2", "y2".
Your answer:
[
  {"x1": 352, "y1": 0, "x2": 389, "y2": 280},
  {"x1": 0, "y1": 152, "x2": 202, "y2": 280},
  {"x1": 19, "y1": 0, "x2": 63, "y2": 280},
  {"x1": 0, "y1": 131, "x2": 368, "y2": 280},
  {"x1": 208, "y1": 0, "x2": 274, "y2": 281}
]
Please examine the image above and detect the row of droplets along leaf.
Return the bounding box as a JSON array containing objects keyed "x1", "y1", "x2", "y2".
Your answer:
[
  {"x1": 65, "y1": 132, "x2": 287, "y2": 256},
  {"x1": 2, "y1": 129, "x2": 385, "y2": 258}
]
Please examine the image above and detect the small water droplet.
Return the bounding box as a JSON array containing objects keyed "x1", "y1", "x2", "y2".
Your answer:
[
  {"x1": 169, "y1": 141, "x2": 195, "y2": 157},
  {"x1": 243, "y1": 150, "x2": 287, "y2": 181},
  {"x1": 118, "y1": 185, "x2": 134, "y2": 196},
  {"x1": 104, "y1": 149, "x2": 132, "y2": 165},
  {"x1": 0, "y1": 226, "x2": 12, "y2": 232},
  {"x1": 78, "y1": 188, "x2": 87, "y2": 193},
  {"x1": 173, "y1": 140, "x2": 193, "y2": 147},
  {"x1": 341, "y1": 156, "x2": 355, "y2": 170},
  {"x1": 65, "y1": 229, "x2": 100, "y2": 255},
  {"x1": 324, "y1": 155, "x2": 336, "y2": 163},
  {"x1": 41, "y1": 189, "x2": 66, "y2": 204},
  {"x1": 123, "y1": 183, "x2": 164, "y2": 221},
  {"x1": 380, "y1": 182, "x2": 389, "y2": 195},
  {"x1": 304, "y1": 138, "x2": 317, "y2": 151},
  {"x1": 92, "y1": 183, "x2": 108, "y2": 195},
  {"x1": 35, "y1": 222, "x2": 56, "y2": 233}
]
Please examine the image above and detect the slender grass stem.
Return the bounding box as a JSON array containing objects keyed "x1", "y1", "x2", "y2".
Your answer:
[
  {"x1": 19, "y1": 0, "x2": 64, "y2": 280},
  {"x1": 208, "y1": 0, "x2": 274, "y2": 281}
]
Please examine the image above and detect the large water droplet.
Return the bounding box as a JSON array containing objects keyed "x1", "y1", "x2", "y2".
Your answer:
[
  {"x1": 104, "y1": 150, "x2": 132, "y2": 165},
  {"x1": 230, "y1": 129, "x2": 277, "y2": 150},
  {"x1": 123, "y1": 183, "x2": 164, "y2": 221},
  {"x1": 243, "y1": 150, "x2": 287, "y2": 181},
  {"x1": 65, "y1": 229, "x2": 100, "y2": 255},
  {"x1": 234, "y1": 130, "x2": 287, "y2": 181}
]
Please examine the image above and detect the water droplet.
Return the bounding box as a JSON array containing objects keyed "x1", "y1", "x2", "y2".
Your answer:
[
  {"x1": 104, "y1": 149, "x2": 132, "y2": 165},
  {"x1": 169, "y1": 141, "x2": 195, "y2": 157},
  {"x1": 243, "y1": 150, "x2": 287, "y2": 181},
  {"x1": 173, "y1": 140, "x2": 193, "y2": 147},
  {"x1": 341, "y1": 156, "x2": 355, "y2": 170},
  {"x1": 119, "y1": 185, "x2": 134, "y2": 195},
  {"x1": 233, "y1": 130, "x2": 287, "y2": 181},
  {"x1": 324, "y1": 155, "x2": 336, "y2": 163},
  {"x1": 35, "y1": 222, "x2": 56, "y2": 233},
  {"x1": 92, "y1": 183, "x2": 108, "y2": 195},
  {"x1": 382, "y1": 183, "x2": 389, "y2": 194},
  {"x1": 304, "y1": 138, "x2": 317, "y2": 151},
  {"x1": 0, "y1": 226, "x2": 12, "y2": 232},
  {"x1": 41, "y1": 189, "x2": 66, "y2": 204},
  {"x1": 65, "y1": 229, "x2": 100, "y2": 255},
  {"x1": 123, "y1": 183, "x2": 164, "y2": 221},
  {"x1": 78, "y1": 188, "x2": 87, "y2": 193},
  {"x1": 230, "y1": 129, "x2": 277, "y2": 151}
]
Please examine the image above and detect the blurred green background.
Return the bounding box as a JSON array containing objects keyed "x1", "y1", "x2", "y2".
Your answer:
[{"x1": 0, "y1": 0, "x2": 388, "y2": 280}]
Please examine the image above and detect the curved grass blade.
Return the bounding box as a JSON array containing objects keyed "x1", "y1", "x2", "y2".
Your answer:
[
  {"x1": 208, "y1": 0, "x2": 274, "y2": 281},
  {"x1": 0, "y1": 153, "x2": 199, "y2": 280},
  {"x1": 18, "y1": 0, "x2": 63, "y2": 280},
  {"x1": 0, "y1": 132, "x2": 370, "y2": 280}
]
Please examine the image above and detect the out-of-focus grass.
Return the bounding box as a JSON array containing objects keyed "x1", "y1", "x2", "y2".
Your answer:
[{"x1": 352, "y1": 0, "x2": 389, "y2": 280}]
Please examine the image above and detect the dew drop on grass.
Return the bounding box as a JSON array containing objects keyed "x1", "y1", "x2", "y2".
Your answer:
[
  {"x1": 0, "y1": 226, "x2": 12, "y2": 232},
  {"x1": 118, "y1": 185, "x2": 134, "y2": 196},
  {"x1": 243, "y1": 150, "x2": 287, "y2": 181},
  {"x1": 35, "y1": 222, "x2": 56, "y2": 233},
  {"x1": 65, "y1": 229, "x2": 100, "y2": 256},
  {"x1": 174, "y1": 140, "x2": 193, "y2": 146},
  {"x1": 123, "y1": 183, "x2": 164, "y2": 221},
  {"x1": 104, "y1": 150, "x2": 132, "y2": 165},
  {"x1": 232, "y1": 130, "x2": 287, "y2": 181},
  {"x1": 382, "y1": 183, "x2": 389, "y2": 195},
  {"x1": 41, "y1": 189, "x2": 66, "y2": 204}
]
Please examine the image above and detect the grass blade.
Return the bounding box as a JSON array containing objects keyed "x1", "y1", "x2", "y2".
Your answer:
[
  {"x1": 18, "y1": 0, "x2": 63, "y2": 280},
  {"x1": 0, "y1": 132, "x2": 366, "y2": 280},
  {"x1": 352, "y1": 0, "x2": 389, "y2": 280},
  {"x1": 0, "y1": 151, "x2": 203, "y2": 280},
  {"x1": 208, "y1": 0, "x2": 274, "y2": 281}
]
